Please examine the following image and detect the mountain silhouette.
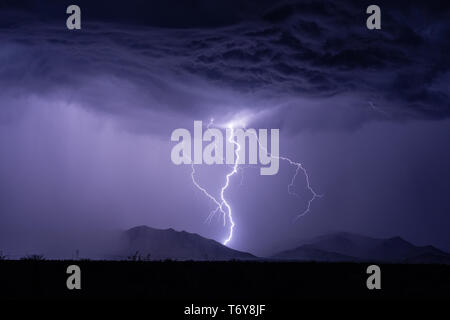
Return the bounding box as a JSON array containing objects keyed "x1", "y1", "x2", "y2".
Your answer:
[
  {"x1": 272, "y1": 232, "x2": 450, "y2": 264},
  {"x1": 115, "y1": 227, "x2": 449, "y2": 263},
  {"x1": 272, "y1": 245, "x2": 357, "y2": 262},
  {"x1": 118, "y1": 226, "x2": 256, "y2": 260}
]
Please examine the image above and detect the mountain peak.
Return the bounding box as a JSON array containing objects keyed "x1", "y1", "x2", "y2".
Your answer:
[{"x1": 121, "y1": 225, "x2": 256, "y2": 261}]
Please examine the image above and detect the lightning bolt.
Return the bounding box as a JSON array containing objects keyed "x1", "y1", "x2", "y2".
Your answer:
[
  {"x1": 189, "y1": 119, "x2": 321, "y2": 246},
  {"x1": 190, "y1": 119, "x2": 239, "y2": 244},
  {"x1": 221, "y1": 125, "x2": 240, "y2": 245}
]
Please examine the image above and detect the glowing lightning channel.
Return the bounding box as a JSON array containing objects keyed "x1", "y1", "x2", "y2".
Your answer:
[
  {"x1": 282, "y1": 156, "x2": 322, "y2": 220},
  {"x1": 221, "y1": 125, "x2": 240, "y2": 245},
  {"x1": 190, "y1": 163, "x2": 227, "y2": 224},
  {"x1": 253, "y1": 133, "x2": 322, "y2": 220},
  {"x1": 190, "y1": 119, "x2": 240, "y2": 244},
  {"x1": 190, "y1": 119, "x2": 228, "y2": 227}
]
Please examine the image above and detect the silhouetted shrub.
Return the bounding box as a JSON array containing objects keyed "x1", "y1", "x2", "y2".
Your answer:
[{"x1": 21, "y1": 254, "x2": 45, "y2": 261}]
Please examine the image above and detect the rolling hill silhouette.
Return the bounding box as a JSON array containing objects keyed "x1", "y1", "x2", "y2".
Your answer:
[
  {"x1": 116, "y1": 227, "x2": 449, "y2": 263},
  {"x1": 272, "y1": 232, "x2": 450, "y2": 264},
  {"x1": 119, "y1": 226, "x2": 256, "y2": 260}
]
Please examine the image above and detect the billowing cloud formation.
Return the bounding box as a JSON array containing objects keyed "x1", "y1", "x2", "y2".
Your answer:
[{"x1": 1, "y1": 0, "x2": 449, "y2": 134}]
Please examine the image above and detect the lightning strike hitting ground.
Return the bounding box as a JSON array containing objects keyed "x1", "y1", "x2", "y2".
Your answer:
[
  {"x1": 189, "y1": 119, "x2": 321, "y2": 246},
  {"x1": 190, "y1": 121, "x2": 240, "y2": 245},
  {"x1": 221, "y1": 125, "x2": 240, "y2": 245}
]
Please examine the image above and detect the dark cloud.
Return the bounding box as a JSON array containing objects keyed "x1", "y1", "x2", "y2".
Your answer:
[{"x1": 1, "y1": 0, "x2": 449, "y2": 131}]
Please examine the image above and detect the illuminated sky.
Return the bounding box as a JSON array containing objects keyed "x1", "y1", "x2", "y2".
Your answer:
[{"x1": 0, "y1": 0, "x2": 449, "y2": 257}]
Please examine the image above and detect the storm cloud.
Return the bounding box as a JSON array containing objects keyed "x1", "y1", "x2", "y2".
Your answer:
[{"x1": 1, "y1": 0, "x2": 449, "y2": 133}]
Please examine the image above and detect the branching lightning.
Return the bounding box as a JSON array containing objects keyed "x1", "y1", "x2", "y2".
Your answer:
[
  {"x1": 190, "y1": 163, "x2": 227, "y2": 225},
  {"x1": 189, "y1": 118, "x2": 321, "y2": 246},
  {"x1": 190, "y1": 120, "x2": 240, "y2": 245},
  {"x1": 253, "y1": 133, "x2": 322, "y2": 219},
  {"x1": 281, "y1": 156, "x2": 322, "y2": 220}
]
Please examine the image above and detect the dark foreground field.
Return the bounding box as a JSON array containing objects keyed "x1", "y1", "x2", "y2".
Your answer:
[{"x1": 0, "y1": 260, "x2": 449, "y2": 301}]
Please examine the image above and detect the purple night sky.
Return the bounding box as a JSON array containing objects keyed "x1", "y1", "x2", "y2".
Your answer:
[{"x1": 0, "y1": 0, "x2": 449, "y2": 258}]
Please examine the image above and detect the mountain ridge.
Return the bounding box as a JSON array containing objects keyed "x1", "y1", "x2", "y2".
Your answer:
[
  {"x1": 271, "y1": 231, "x2": 450, "y2": 264},
  {"x1": 119, "y1": 225, "x2": 256, "y2": 261},
  {"x1": 115, "y1": 226, "x2": 449, "y2": 264}
]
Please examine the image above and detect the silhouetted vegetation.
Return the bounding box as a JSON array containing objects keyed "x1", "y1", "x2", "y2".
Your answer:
[
  {"x1": 20, "y1": 254, "x2": 45, "y2": 261},
  {"x1": 127, "y1": 251, "x2": 151, "y2": 261}
]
